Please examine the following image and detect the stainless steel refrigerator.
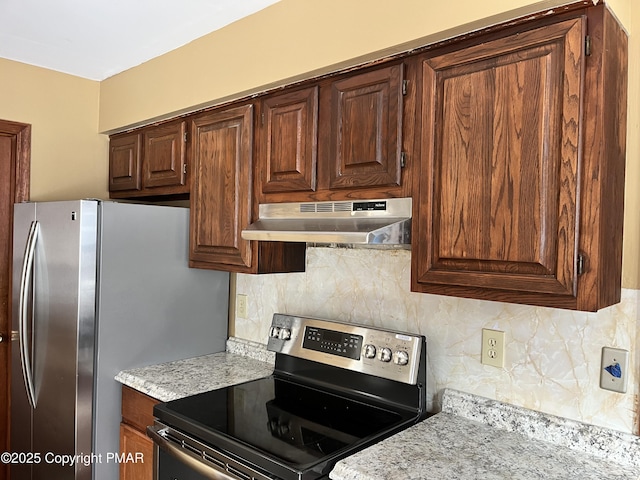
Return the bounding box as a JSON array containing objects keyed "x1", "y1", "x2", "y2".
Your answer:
[{"x1": 10, "y1": 200, "x2": 230, "y2": 480}]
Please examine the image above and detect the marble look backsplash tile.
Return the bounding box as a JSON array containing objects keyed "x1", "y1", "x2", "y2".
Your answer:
[{"x1": 234, "y1": 246, "x2": 639, "y2": 434}]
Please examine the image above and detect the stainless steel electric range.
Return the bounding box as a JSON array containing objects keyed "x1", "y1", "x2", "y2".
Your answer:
[{"x1": 148, "y1": 314, "x2": 428, "y2": 480}]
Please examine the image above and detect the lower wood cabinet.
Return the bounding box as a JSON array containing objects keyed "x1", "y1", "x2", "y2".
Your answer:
[{"x1": 120, "y1": 386, "x2": 159, "y2": 480}]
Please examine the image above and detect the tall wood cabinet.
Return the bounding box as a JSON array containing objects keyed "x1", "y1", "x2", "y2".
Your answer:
[
  {"x1": 411, "y1": 6, "x2": 627, "y2": 311},
  {"x1": 189, "y1": 104, "x2": 306, "y2": 273},
  {"x1": 189, "y1": 105, "x2": 254, "y2": 270}
]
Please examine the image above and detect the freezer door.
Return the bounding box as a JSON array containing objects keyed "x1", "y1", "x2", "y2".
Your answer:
[
  {"x1": 11, "y1": 200, "x2": 98, "y2": 480},
  {"x1": 11, "y1": 202, "x2": 35, "y2": 480}
]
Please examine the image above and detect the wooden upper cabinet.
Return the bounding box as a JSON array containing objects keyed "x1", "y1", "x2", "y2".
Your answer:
[
  {"x1": 190, "y1": 103, "x2": 306, "y2": 274},
  {"x1": 109, "y1": 132, "x2": 141, "y2": 192},
  {"x1": 412, "y1": 8, "x2": 627, "y2": 311},
  {"x1": 142, "y1": 120, "x2": 187, "y2": 189},
  {"x1": 258, "y1": 86, "x2": 318, "y2": 194},
  {"x1": 189, "y1": 104, "x2": 254, "y2": 271},
  {"x1": 109, "y1": 119, "x2": 188, "y2": 198},
  {"x1": 323, "y1": 63, "x2": 404, "y2": 190},
  {"x1": 258, "y1": 63, "x2": 409, "y2": 203}
]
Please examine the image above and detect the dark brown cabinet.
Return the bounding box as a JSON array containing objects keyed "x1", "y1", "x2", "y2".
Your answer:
[
  {"x1": 189, "y1": 104, "x2": 254, "y2": 271},
  {"x1": 412, "y1": 6, "x2": 627, "y2": 311},
  {"x1": 106, "y1": 3, "x2": 626, "y2": 310},
  {"x1": 258, "y1": 86, "x2": 319, "y2": 194},
  {"x1": 257, "y1": 62, "x2": 410, "y2": 203},
  {"x1": 109, "y1": 119, "x2": 188, "y2": 198},
  {"x1": 322, "y1": 63, "x2": 404, "y2": 191},
  {"x1": 189, "y1": 104, "x2": 305, "y2": 273},
  {"x1": 109, "y1": 132, "x2": 141, "y2": 193},
  {"x1": 142, "y1": 120, "x2": 187, "y2": 190}
]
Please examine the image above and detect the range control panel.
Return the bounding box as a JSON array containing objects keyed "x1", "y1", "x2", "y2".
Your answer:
[
  {"x1": 267, "y1": 313, "x2": 424, "y2": 385},
  {"x1": 303, "y1": 326, "x2": 363, "y2": 360}
]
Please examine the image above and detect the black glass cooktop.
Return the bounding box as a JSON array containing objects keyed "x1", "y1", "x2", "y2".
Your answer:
[{"x1": 154, "y1": 375, "x2": 415, "y2": 472}]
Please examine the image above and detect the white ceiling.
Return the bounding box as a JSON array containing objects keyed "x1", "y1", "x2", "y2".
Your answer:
[{"x1": 0, "y1": 0, "x2": 280, "y2": 81}]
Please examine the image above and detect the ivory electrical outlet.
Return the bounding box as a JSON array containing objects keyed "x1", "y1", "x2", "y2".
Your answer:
[
  {"x1": 600, "y1": 347, "x2": 629, "y2": 393},
  {"x1": 236, "y1": 294, "x2": 248, "y2": 319},
  {"x1": 481, "y1": 328, "x2": 505, "y2": 368}
]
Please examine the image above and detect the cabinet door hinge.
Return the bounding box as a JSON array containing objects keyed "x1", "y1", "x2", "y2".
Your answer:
[
  {"x1": 183, "y1": 164, "x2": 187, "y2": 175},
  {"x1": 400, "y1": 152, "x2": 407, "y2": 168},
  {"x1": 261, "y1": 113, "x2": 265, "y2": 126},
  {"x1": 183, "y1": 132, "x2": 188, "y2": 142},
  {"x1": 402, "y1": 80, "x2": 408, "y2": 96},
  {"x1": 577, "y1": 254, "x2": 586, "y2": 275},
  {"x1": 585, "y1": 35, "x2": 591, "y2": 57}
]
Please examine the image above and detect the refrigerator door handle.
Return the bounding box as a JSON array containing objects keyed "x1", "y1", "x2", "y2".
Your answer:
[{"x1": 18, "y1": 220, "x2": 39, "y2": 409}]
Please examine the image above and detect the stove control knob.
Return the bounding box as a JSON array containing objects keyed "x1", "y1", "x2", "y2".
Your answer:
[
  {"x1": 363, "y1": 344, "x2": 377, "y2": 359},
  {"x1": 379, "y1": 347, "x2": 392, "y2": 363},
  {"x1": 270, "y1": 326, "x2": 281, "y2": 338},
  {"x1": 278, "y1": 327, "x2": 292, "y2": 340},
  {"x1": 394, "y1": 350, "x2": 410, "y2": 366}
]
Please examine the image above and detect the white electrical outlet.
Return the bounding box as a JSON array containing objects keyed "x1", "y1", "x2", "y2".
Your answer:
[
  {"x1": 481, "y1": 328, "x2": 505, "y2": 368},
  {"x1": 236, "y1": 294, "x2": 248, "y2": 319},
  {"x1": 600, "y1": 347, "x2": 629, "y2": 393}
]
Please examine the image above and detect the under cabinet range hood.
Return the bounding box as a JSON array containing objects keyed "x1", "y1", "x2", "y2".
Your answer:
[{"x1": 241, "y1": 197, "x2": 412, "y2": 247}]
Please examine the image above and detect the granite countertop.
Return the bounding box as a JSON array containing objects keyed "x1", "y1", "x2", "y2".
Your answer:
[
  {"x1": 331, "y1": 389, "x2": 640, "y2": 480},
  {"x1": 116, "y1": 340, "x2": 640, "y2": 480},
  {"x1": 115, "y1": 337, "x2": 275, "y2": 401}
]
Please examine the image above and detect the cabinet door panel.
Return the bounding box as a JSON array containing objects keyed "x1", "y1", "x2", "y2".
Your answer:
[
  {"x1": 326, "y1": 64, "x2": 403, "y2": 189},
  {"x1": 109, "y1": 133, "x2": 141, "y2": 192},
  {"x1": 120, "y1": 423, "x2": 153, "y2": 480},
  {"x1": 261, "y1": 87, "x2": 318, "y2": 193},
  {"x1": 190, "y1": 105, "x2": 253, "y2": 269},
  {"x1": 415, "y1": 18, "x2": 584, "y2": 296},
  {"x1": 143, "y1": 120, "x2": 187, "y2": 189}
]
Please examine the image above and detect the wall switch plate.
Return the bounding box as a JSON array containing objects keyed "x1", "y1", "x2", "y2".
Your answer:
[
  {"x1": 481, "y1": 328, "x2": 505, "y2": 368},
  {"x1": 236, "y1": 294, "x2": 248, "y2": 319},
  {"x1": 600, "y1": 347, "x2": 629, "y2": 393}
]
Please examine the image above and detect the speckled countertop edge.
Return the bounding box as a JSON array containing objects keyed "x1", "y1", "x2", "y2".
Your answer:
[
  {"x1": 442, "y1": 388, "x2": 640, "y2": 469},
  {"x1": 331, "y1": 388, "x2": 640, "y2": 480},
  {"x1": 330, "y1": 411, "x2": 640, "y2": 480},
  {"x1": 115, "y1": 337, "x2": 274, "y2": 402},
  {"x1": 225, "y1": 336, "x2": 275, "y2": 364}
]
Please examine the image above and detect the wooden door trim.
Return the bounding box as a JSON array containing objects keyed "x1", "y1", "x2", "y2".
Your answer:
[
  {"x1": 0, "y1": 118, "x2": 30, "y2": 480},
  {"x1": 1, "y1": 119, "x2": 31, "y2": 202}
]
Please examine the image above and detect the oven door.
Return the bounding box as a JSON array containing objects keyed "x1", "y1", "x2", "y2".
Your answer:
[{"x1": 148, "y1": 422, "x2": 275, "y2": 480}]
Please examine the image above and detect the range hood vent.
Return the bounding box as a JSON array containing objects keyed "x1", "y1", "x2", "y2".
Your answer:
[{"x1": 241, "y1": 198, "x2": 412, "y2": 247}]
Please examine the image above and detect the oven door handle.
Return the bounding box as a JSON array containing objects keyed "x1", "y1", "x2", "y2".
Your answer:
[{"x1": 147, "y1": 424, "x2": 240, "y2": 480}]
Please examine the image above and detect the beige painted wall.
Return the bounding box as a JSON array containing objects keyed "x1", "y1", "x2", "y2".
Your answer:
[
  {"x1": 0, "y1": 58, "x2": 109, "y2": 201},
  {"x1": 98, "y1": 0, "x2": 633, "y2": 132}
]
